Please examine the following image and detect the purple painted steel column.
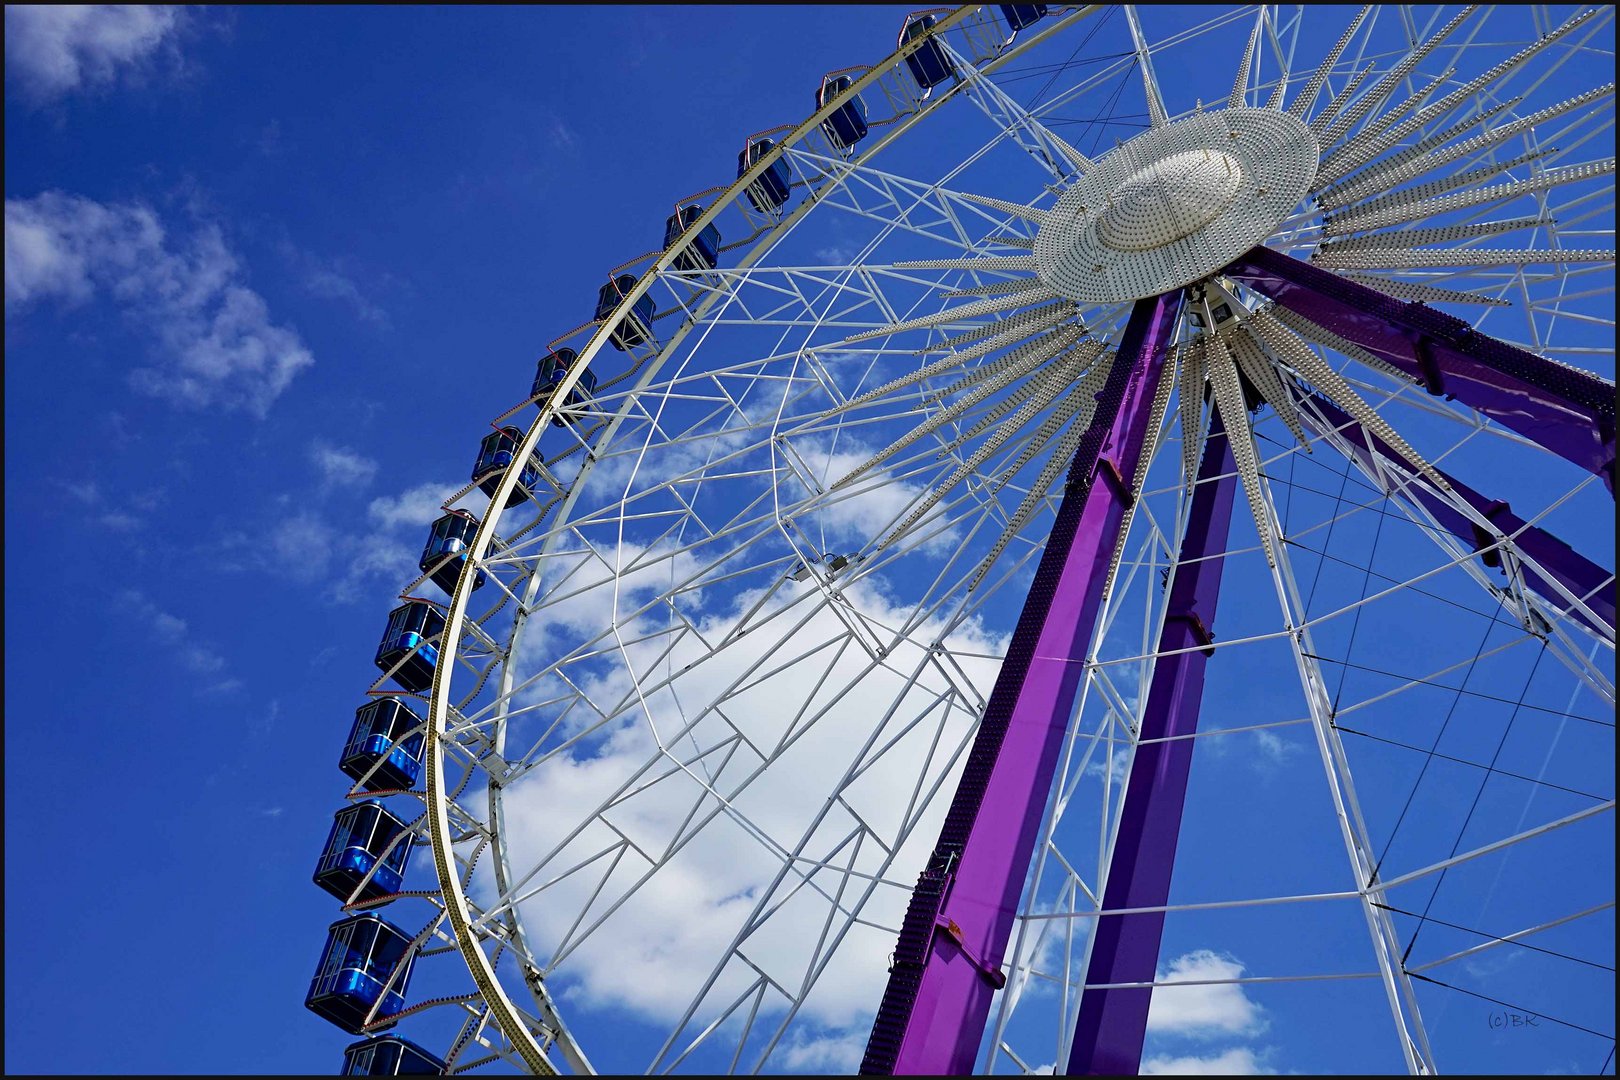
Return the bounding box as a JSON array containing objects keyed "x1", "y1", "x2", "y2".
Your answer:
[
  {"x1": 1066, "y1": 408, "x2": 1240, "y2": 1075},
  {"x1": 1304, "y1": 394, "x2": 1615, "y2": 637},
  {"x1": 1221, "y1": 246, "x2": 1617, "y2": 494},
  {"x1": 861, "y1": 293, "x2": 1184, "y2": 1075}
]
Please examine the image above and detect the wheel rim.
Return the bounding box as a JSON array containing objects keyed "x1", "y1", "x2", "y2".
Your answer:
[{"x1": 384, "y1": 6, "x2": 1616, "y2": 1073}]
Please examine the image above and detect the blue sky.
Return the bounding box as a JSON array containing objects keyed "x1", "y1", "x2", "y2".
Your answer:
[
  {"x1": 5, "y1": 5, "x2": 1613, "y2": 1076},
  {"x1": 1, "y1": 6, "x2": 941, "y2": 1072}
]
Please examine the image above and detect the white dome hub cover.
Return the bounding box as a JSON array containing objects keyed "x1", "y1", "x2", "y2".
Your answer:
[{"x1": 1034, "y1": 108, "x2": 1319, "y2": 304}]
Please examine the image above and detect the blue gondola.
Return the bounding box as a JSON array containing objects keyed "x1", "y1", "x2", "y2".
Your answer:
[
  {"x1": 471, "y1": 425, "x2": 542, "y2": 508},
  {"x1": 663, "y1": 205, "x2": 722, "y2": 272},
  {"x1": 313, "y1": 800, "x2": 414, "y2": 905},
  {"x1": 1000, "y1": 4, "x2": 1047, "y2": 33},
  {"x1": 306, "y1": 913, "x2": 416, "y2": 1035},
  {"x1": 817, "y1": 74, "x2": 869, "y2": 149},
  {"x1": 594, "y1": 274, "x2": 657, "y2": 351},
  {"x1": 737, "y1": 139, "x2": 791, "y2": 213},
  {"x1": 419, "y1": 510, "x2": 487, "y2": 596},
  {"x1": 343, "y1": 1035, "x2": 445, "y2": 1075},
  {"x1": 373, "y1": 600, "x2": 444, "y2": 694},
  {"x1": 531, "y1": 348, "x2": 599, "y2": 427},
  {"x1": 341, "y1": 699, "x2": 426, "y2": 792},
  {"x1": 900, "y1": 14, "x2": 956, "y2": 91}
]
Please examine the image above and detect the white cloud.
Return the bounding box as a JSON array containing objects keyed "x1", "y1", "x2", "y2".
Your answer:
[
  {"x1": 394, "y1": 349, "x2": 1048, "y2": 1062},
  {"x1": 774, "y1": 1029, "x2": 866, "y2": 1073},
  {"x1": 4, "y1": 5, "x2": 185, "y2": 101},
  {"x1": 255, "y1": 118, "x2": 284, "y2": 157},
  {"x1": 1202, "y1": 723, "x2": 1307, "y2": 777},
  {"x1": 547, "y1": 115, "x2": 579, "y2": 152},
  {"x1": 302, "y1": 262, "x2": 390, "y2": 327},
  {"x1": 3, "y1": 195, "x2": 105, "y2": 306},
  {"x1": 600, "y1": 426, "x2": 961, "y2": 562},
  {"x1": 1084, "y1": 747, "x2": 1129, "y2": 785},
  {"x1": 257, "y1": 698, "x2": 281, "y2": 737},
  {"x1": 310, "y1": 442, "x2": 379, "y2": 489},
  {"x1": 1251, "y1": 728, "x2": 1303, "y2": 770},
  {"x1": 483, "y1": 540, "x2": 1009, "y2": 1062},
  {"x1": 264, "y1": 509, "x2": 338, "y2": 584},
  {"x1": 5, "y1": 192, "x2": 315, "y2": 415},
  {"x1": 337, "y1": 533, "x2": 422, "y2": 603},
  {"x1": 815, "y1": 245, "x2": 859, "y2": 266},
  {"x1": 214, "y1": 476, "x2": 465, "y2": 603},
  {"x1": 1147, "y1": 949, "x2": 1268, "y2": 1039},
  {"x1": 115, "y1": 588, "x2": 240, "y2": 693},
  {"x1": 62, "y1": 478, "x2": 163, "y2": 531},
  {"x1": 800, "y1": 450, "x2": 961, "y2": 554},
  {"x1": 65, "y1": 481, "x2": 101, "y2": 504},
  {"x1": 367, "y1": 481, "x2": 460, "y2": 530},
  {"x1": 97, "y1": 510, "x2": 143, "y2": 531},
  {"x1": 277, "y1": 237, "x2": 392, "y2": 328},
  {"x1": 1142, "y1": 1047, "x2": 1277, "y2": 1075}
]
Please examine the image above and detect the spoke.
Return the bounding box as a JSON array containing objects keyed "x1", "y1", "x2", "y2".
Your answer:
[
  {"x1": 388, "y1": 7, "x2": 1618, "y2": 1074},
  {"x1": 1123, "y1": 6, "x2": 1170, "y2": 128}
]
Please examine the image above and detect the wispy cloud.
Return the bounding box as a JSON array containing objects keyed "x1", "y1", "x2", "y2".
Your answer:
[
  {"x1": 305, "y1": 263, "x2": 391, "y2": 327},
  {"x1": 277, "y1": 237, "x2": 392, "y2": 328},
  {"x1": 1202, "y1": 722, "x2": 1307, "y2": 777},
  {"x1": 65, "y1": 479, "x2": 167, "y2": 532},
  {"x1": 815, "y1": 245, "x2": 859, "y2": 266},
  {"x1": 5, "y1": 191, "x2": 315, "y2": 416},
  {"x1": 547, "y1": 115, "x2": 579, "y2": 153},
  {"x1": 66, "y1": 481, "x2": 100, "y2": 505},
  {"x1": 310, "y1": 441, "x2": 379, "y2": 489},
  {"x1": 1251, "y1": 727, "x2": 1304, "y2": 771},
  {"x1": 366, "y1": 481, "x2": 461, "y2": 530},
  {"x1": 115, "y1": 588, "x2": 242, "y2": 694},
  {"x1": 1142, "y1": 1046, "x2": 1277, "y2": 1075},
  {"x1": 254, "y1": 118, "x2": 284, "y2": 158},
  {"x1": 774, "y1": 1030, "x2": 865, "y2": 1073},
  {"x1": 213, "y1": 477, "x2": 463, "y2": 603},
  {"x1": 257, "y1": 698, "x2": 281, "y2": 737},
  {"x1": 1084, "y1": 745, "x2": 1130, "y2": 785},
  {"x1": 4, "y1": 5, "x2": 187, "y2": 102},
  {"x1": 263, "y1": 510, "x2": 339, "y2": 584},
  {"x1": 96, "y1": 510, "x2": 143, "y2": 531}
]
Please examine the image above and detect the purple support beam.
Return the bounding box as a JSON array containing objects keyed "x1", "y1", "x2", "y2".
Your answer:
[
  {"x1": 1067, "y1": 409, "x2": 1240, "y2": 1076},
  {"x1": 1304, "y1": 394, "x2": 1615, "y2": 638},
  {"x1": 861, "y1": 292, "x2": 1184, "y2": 1075},
  {"x1": 1221, "y1": 246, "x2": 1616, "y2": 495}
]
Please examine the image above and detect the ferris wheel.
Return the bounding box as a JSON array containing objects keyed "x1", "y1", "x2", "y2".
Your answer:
[{"x1": 304, "y1": 5, "x2": 1615, "y2": 1075}]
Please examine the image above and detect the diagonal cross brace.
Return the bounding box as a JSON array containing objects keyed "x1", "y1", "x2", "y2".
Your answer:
[
  {"x1": 1221, "y1": 246, "x2": 1617, "y2": 495},
  {"x1": 1303, "y1": 393, "x2": 1615, "y2": 638}
]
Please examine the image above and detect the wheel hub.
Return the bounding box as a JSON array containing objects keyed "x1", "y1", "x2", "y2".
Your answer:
[
  {"x1": 1097, "y1": 149, "x2": 1244, "y2": 251},
  {"x1": 1034, "y1": 108, "x2": 1319, "y2": 304}
]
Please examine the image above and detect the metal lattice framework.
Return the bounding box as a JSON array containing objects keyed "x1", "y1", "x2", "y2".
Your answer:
[{"x1": 324, "y1": 5, "x2": 1615, "y2": 1074}]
